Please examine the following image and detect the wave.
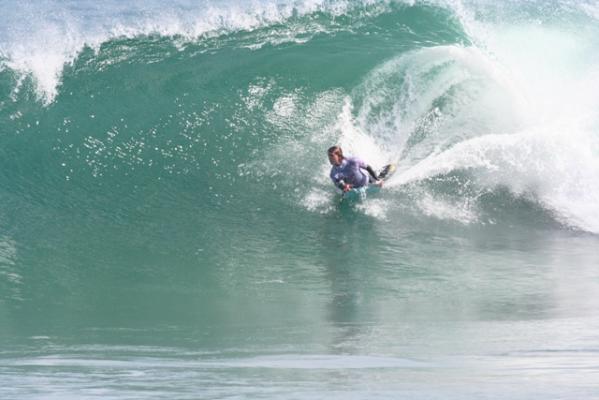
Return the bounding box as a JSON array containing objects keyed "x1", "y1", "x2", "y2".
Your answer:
[
  {"x1": 1, "y1": 0, "x2": 598, "y2": 234},
  {"x1": 320, "y1": 5, "x2": 599, "y2": 232},
  {"x1": 0, "y1": 0, "x2": 420, "y2": 103}
]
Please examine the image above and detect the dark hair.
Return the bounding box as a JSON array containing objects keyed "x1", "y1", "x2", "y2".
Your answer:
[{"x1": 327, "y1": 145, "x2": 343, "y2": 157}]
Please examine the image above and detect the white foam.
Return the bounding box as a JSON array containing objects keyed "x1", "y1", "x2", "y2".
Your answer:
[
  {"x1": 348, "y1": 2, "x2": 599, "y2": 232},
  {"x1": 0, "y1": 0, "x2": 393, "y2": 104},
  {"x1": 303, "y1": 188, "x2": 335, "y2": 213},
  {"x1": 390, "y1": 125, "x2": 599, "y2": 232},
  {"x1": 335, "y1": 98, "x2": 392, "y2": 170},
  {"x1": 416, "y1": 192, "x2": 478, "y2": 224},
  {"x1": 354, "y1": 45, "x2": 532, "y2": 162},
  {"x1": 357, "y1": 198, "x2": 390, "y2": 219}
]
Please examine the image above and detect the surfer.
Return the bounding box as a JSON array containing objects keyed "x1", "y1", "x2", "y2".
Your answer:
[{"x1": 327, "y1": 145, "x2": 383, "y2": 192}]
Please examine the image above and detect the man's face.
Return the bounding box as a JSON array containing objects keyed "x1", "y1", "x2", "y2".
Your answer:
[{"x1": 328, "y1": 152, "x2": 342, "y2": 166}]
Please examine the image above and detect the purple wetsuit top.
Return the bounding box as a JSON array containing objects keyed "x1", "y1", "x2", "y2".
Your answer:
[{"x1": 329, "y1": 156, "x2": 369, "y2": 189}]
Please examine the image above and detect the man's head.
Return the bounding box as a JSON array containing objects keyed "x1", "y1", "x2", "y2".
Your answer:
[{"x1": 327, "y1": 146, "x2": 344, "y2": 166}]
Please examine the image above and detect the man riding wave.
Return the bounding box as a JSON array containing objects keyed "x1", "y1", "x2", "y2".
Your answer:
[{"x1": 327, "y1": 145, "x2": 383, "y2": 193}]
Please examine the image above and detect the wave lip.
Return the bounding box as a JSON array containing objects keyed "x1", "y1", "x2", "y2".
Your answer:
[{"x1": 0, "y1": 0, "x2": 398, "y2": 103}]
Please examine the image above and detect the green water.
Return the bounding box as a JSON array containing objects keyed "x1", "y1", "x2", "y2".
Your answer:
[{"x1": 1, "y1": 1, "x2": 599, "y2": 398}]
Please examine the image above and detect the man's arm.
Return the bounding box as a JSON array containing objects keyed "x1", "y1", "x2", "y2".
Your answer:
[
  {"x1": 354, "y1": 157, "x2": 379, "y2": 182},
  {"x1": 365, "y1": 165, "x2": 379, "y2": 181},
  {"x1": 331, "y1": 171, "x2": 351, "y2": 192},
  {"x1": 336, "y1": 179, "x2": 350, "y2": 191},
  {"x1": 364, "y1": 164, "x2": 384, "y2": 187}
]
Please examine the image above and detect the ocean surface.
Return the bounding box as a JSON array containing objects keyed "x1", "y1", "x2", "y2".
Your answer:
[{"x1": 1, "y1": 0, "x2": 599, "y2": 398}]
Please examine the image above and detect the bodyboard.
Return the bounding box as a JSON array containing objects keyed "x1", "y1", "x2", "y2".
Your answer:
[{"x1": 340, "y1": 163, "x2": 397, "y2": 201}]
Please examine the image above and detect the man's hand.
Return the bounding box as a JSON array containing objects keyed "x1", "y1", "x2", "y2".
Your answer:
[{"x1": 342, "y1": 183, "x2": 352, "y2": 192}]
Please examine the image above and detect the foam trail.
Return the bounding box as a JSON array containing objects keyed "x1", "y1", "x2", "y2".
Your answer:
[{"x1": 387, "y1": 124, "x2": 599, "y2": 232}]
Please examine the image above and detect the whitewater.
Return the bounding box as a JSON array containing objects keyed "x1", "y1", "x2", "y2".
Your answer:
[{"x1": 1, "y1": 0, "x2": 599, "y2": 399}]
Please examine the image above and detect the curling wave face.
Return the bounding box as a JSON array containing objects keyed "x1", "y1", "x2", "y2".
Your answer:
[{"x1": 0, "y1": 0, "x2": 598, "y2": 235}]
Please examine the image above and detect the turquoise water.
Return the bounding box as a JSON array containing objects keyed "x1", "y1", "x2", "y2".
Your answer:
[{"x1": 2, "y1": 1, "x2": 599, "y2": 398}]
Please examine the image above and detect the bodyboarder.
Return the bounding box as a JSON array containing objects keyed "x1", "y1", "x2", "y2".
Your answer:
[{"x1": 327, "y1": 145, "x2": 383, "y2": 193}]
